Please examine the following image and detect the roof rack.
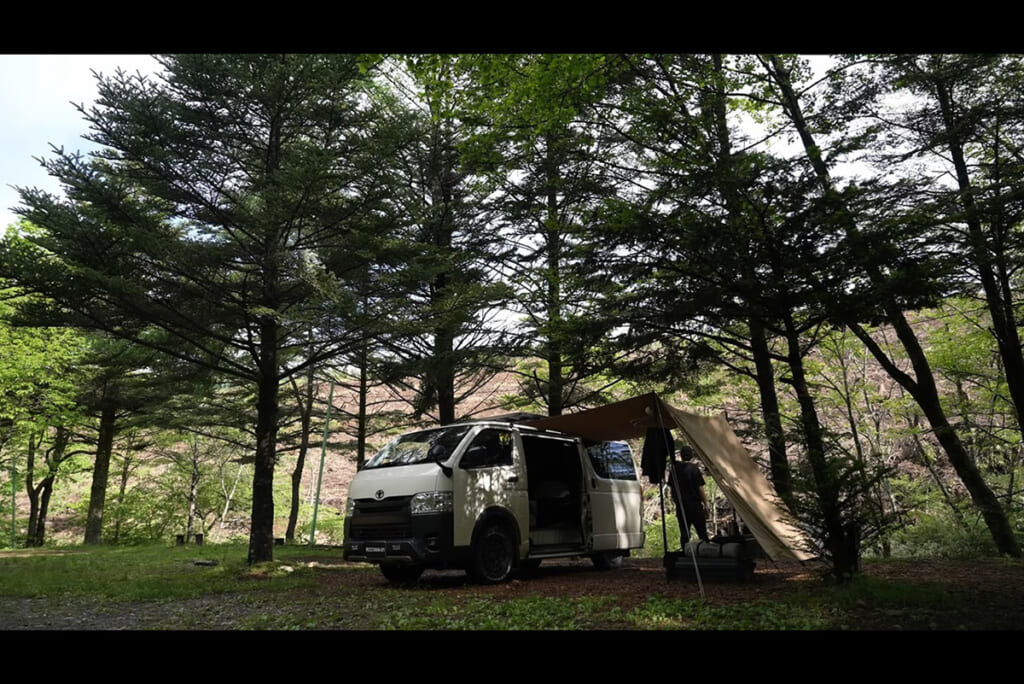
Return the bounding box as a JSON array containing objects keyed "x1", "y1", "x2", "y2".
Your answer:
[{"x1": 453, "y1": 412, "x2": 547, "y2": 424}]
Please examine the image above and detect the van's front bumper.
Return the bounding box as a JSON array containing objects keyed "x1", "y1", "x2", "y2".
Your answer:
[
  {"x1": 344, "y1": 538, "x2": 427, "y2": 563},
  {"x1": 343, "y1": 508, "x2": 457, "y2": 566}
]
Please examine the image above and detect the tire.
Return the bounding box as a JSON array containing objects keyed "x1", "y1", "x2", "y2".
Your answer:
[
  {"x1": 469, "y1": 522, "x2": 516, "y2": 584},
  {"x1": 591, "y1": 551, "x2": 625, "y2": 570},
  {"x1": 380, "y1": 563, "x2": 424, "y2": 585}
]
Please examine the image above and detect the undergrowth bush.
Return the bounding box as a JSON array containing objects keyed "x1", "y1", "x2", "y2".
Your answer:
[
  {"x1": 94, "y1": 488, "x2": 180, "y2": 546},
  {"x1": 641, "y1": 516, "x2": 682, "y2": 558},
  {"x1": 869, "y1": 474, "x2": 1006, "y2": 560},
  {"x1": 879, "y1": 512, "x2": 997, "y2": 559},
  {"x1": 298, "y1": 507, "x2": 345, "y2": 545}
]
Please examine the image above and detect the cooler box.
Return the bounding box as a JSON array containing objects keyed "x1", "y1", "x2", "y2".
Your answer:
[{"x1": 664, "y1": 535, "x2": 762, "y2": 583}]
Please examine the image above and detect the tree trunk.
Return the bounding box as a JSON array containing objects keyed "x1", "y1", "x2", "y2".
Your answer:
[
  {"x1": 435, "y1": 327, "x2": 457, "y2": 425},
  {"x1": 544, "y1": 134, "x2": 565, "y2": 417},
  {"x1": 248, "y1": 315, "x2": 280, "y2": 565},
  {"x1": 84, "y1": 396, "x2": 117, "y2": 545},
  {"x1": 24, "y1": 432, "x2": 39, "y2": 547},
  {"x1": 749, "y1": 317, "x2": 792, "y2": 504},
  {"x1": 357, "y1": 343, "x2": 369, "y2": 468},
  {"x1": 186, "y1": 436, "x2": 200, "y2": 542},
  {"x1": 783, "y1": 313, "x2": 859, "y2": 581},
  {"x1": 29, "y1": 476, "x2": 55, "y2": 547},
  {"x1": 246, "y1": 94, "x2": 286, "y2": 565},
  {"x1": 112, "y1": 448, "x2": 134, "y2": 545},
  {"x1": 905, "y1": 414, "x2": 968, "y2": 530},
  {"x1": 286, "y1": 367, "x2": 315, "y2": 543},
  {"x1": 25, "y1": 427, "x2": 69, "y2": 547}
]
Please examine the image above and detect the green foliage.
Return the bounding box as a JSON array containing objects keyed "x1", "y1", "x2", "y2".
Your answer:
[
  {"x1": 91, "y1": 484, "x2": 181, "y2": 546},
  {"x1": 880, "y1": 475, "x2": 1000, "y2": 559},
  {"x1": 923, "y1": 301, "x2": 1023, "y2": 461},
  {"x1": 785, "y1": 441, "x2": 899, "y2": 559},
  {"x1": 446, "y1": 54, "x2": 616, "y2": 138},
  {"x1": 0, "y1": 300, "x2": 89, "y2": 431},
  {"x1": 642, "y1": 514, "x2": 681, "y2": 557},
  {"x1": 885, "y1": 514, "x2": 997, "y2": 560},
  {"x1": 431, "y1": 55, "x2": 635, "y2": 415},
  {"x1": 295, "y1": 504, "x2": 346, "y2": 545}
]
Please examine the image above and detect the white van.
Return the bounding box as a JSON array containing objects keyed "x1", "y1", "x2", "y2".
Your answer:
[{"x1": 342, "y1": 419, "x2": 645, "y2": 584}]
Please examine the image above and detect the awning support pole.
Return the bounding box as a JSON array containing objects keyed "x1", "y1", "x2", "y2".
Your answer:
[{"x1": 653, "y1": 394, "x2": 705, "y2": 599}]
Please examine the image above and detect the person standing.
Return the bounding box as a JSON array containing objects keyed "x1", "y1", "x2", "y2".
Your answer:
[{"x1": 668, "y1": 444, "x2": 710, "y2": 546}]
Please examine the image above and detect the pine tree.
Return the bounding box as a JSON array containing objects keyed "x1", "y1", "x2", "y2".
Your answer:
[
  {"x1": 369, "y1": 57, "x2": 517, "y2": 424},
  {"x1": 1, "y1": 55, "x2": 390, "y2": 563}
]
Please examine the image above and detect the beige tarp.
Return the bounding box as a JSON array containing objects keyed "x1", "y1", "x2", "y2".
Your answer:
[{"x1": 522, "y1": 393, "x2": 815, "y2": 563}]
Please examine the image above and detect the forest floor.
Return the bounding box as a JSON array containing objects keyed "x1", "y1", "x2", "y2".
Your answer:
[{"x1": 1, "y1": 554, "x2": 1022, "y2": 631}]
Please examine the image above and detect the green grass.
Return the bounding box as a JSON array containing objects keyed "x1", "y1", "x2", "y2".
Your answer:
[
  {"x1": 0, "y1": 542, "x2": 319, "y2": 601},
  {"x1": 626, "y1": 594, "x2": 830, "y2": 630},
  {"x1": 2, "y1": 543, "x2": 1015, "y2": 630},
  {"x1": 377, "y1": 594, "x2": 621, "y2": 630}
]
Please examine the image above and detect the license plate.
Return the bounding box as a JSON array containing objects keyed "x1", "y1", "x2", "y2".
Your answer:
[{"x1": 365, "y1": 544, "x2": 386, "y2": 558}]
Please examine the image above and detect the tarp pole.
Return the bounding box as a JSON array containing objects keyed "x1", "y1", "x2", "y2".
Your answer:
[
  {"x1": 659, "y1": 479, "x2": 667, "y2": 556},
  {"x1": 654, "y1": 395, "x2": 705, "y2": 599}
]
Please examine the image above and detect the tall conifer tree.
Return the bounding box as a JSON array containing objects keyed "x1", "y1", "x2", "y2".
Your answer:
[{"x1": 1, "y1": 54, "x2": 390, "y2": 563}]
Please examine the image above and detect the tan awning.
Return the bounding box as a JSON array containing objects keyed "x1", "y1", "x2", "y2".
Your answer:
[{"x1": 523, "y1": 393, "x2": 815, "y2": 563}]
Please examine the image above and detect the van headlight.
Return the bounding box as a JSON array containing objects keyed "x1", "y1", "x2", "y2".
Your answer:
[
  {"x1": 410, "y1": 491, "x2": 452, "y2": 515},
  {"x1": 346, "y1": 497, "x2": 354, "y2": 516}
]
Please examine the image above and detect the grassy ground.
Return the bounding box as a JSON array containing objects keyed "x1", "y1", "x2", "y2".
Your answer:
[{"x1": 1, "y1": 543, "x2": 1022, "y2": 631}]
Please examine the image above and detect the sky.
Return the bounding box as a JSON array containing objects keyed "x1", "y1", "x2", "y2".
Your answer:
[{"x1": 0, "y1": 54, "x2": 159, "y2": 231}]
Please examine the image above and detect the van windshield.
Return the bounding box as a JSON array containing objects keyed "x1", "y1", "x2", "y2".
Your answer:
[{"x1": 363, "y1": 426, "x2": 472, "y2": 469}]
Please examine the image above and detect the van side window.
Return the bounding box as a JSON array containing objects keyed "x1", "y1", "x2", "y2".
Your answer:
[
  {"x1": 460, "y1": 428, "x2": 514, "y2": 469},
  {"x1": 586, "y1": 441, "x2": 638, "y2": 481}
]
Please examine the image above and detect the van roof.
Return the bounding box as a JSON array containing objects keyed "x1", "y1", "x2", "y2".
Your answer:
[
  {"x1": 446, "y1": 417, "x2": 581, "y2": 438},
  {"x1": 453, "y1": 412, "x2": 547, "y2": 424}
]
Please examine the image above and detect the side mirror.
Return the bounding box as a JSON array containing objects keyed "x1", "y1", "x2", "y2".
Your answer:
[
  {"x1": 428, "y1": 443, "x2": 450, "y2": 462},
  {"x1": 429, "y1": 443, "x2": 453, "y2": 478}
]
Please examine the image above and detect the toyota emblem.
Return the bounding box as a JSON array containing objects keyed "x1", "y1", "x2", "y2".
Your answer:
[{"x1": 374, "y1": 489, "x2": 385, "y2": 500}]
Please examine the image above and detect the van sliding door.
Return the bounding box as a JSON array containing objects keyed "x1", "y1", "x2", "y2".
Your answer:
[{"x1": 586, "y1": 442, "x2": 644, "y2": 551}]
